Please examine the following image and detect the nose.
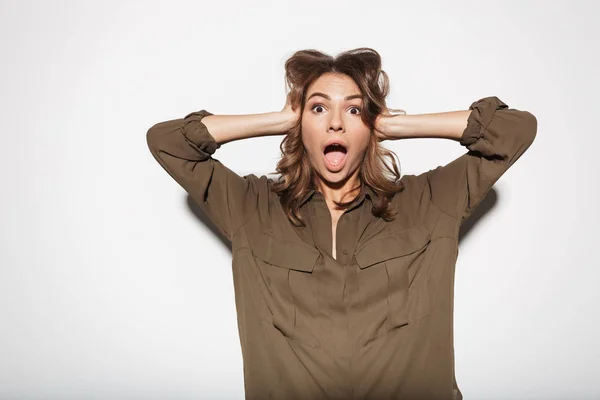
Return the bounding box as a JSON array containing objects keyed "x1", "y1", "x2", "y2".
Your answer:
[{"x1": 328, "y1": 110, "x2": 344, "y2": 133}]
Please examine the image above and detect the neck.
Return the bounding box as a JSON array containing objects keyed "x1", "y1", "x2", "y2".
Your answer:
[{"x1": 314, "y1": 169, "x2": 361, "y2": 208}]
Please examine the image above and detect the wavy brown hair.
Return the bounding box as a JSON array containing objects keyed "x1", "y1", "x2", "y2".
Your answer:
[{"x1": 270, "y1": 47, "x2": 407, "y2": 227}]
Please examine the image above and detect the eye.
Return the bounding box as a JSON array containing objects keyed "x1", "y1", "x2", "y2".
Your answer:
[
  {"x1": 310, "y1": 104, "x2": 362, "y2": 115},
  {"x1": 311, "y1": 104, "x2": 325, "y2": 113}
]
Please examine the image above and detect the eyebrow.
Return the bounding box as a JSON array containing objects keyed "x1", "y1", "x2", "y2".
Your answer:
[{"x1": 307, "y1": 92, "x2": 362, "y2": 101}]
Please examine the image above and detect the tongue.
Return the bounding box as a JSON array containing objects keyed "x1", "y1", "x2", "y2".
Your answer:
[{"x1": 325, "y1": 150, "x2": 345, "y2": 165}]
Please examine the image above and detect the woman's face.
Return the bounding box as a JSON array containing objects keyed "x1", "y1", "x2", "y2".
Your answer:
[{"x1": 301, "y1": 72, "x2": 370, "y2": 187}]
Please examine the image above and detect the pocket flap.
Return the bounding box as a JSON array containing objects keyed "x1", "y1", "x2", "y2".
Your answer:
[
  {"x1": 251, "y1": 232, "x2": 321, "y2": 273},
  {"x1": 354, "y1": 225, "x2": 431, "y2": 269}
]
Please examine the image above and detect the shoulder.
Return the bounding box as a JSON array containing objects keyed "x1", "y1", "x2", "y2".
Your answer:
[
  {"x1": 397, "y1": 171, "x2": 432, "y2": 201},
  {"x1": 242, "y1": 173, "x2": 274, "y2": 197},
  {"x1": 387, "y1": 171, "x2": 436, "y2": 222}
]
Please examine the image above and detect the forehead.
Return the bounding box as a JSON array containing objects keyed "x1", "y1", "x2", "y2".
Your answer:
[{"x1": 307, "y1": 73, "x2": 361, "y2": 98}]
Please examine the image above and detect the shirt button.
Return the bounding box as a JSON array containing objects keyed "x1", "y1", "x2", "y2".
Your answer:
[
  {"x1": 344, "y1": 215, "x2": 349, "y2": 221},
  {"x1": 342, "y1": 250, "x2": 348, "y2": 255}
]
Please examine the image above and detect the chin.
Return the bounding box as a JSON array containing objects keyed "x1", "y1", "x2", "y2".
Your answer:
[{"x1": 317, "y1": 164, "x2": 355, "y2": 184}]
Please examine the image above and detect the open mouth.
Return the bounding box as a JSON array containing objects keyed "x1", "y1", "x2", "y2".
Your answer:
[{"x1": 323, "y1": 142, "x2": 348, "y2": 171}]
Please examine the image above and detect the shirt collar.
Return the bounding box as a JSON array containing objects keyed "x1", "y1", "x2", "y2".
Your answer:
[{"x1": 298, "y1": 183, "x2": 378, "y2": 208}]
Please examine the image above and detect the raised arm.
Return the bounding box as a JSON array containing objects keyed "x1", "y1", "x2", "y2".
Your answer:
[
  {"x1": 146, "y1": 108, "x2": 293, "y2": 241},
  {"x1": 381, "y1": 96, "x2": 538, "y2": 225}
]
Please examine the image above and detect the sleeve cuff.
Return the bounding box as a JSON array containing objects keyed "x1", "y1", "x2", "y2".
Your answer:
[
  {"x1": 182, "y1": 109, "x2": 221, "y2": 158},
  {"x1": 459, "y1": 96, "x2": 509, "y2": 148}
]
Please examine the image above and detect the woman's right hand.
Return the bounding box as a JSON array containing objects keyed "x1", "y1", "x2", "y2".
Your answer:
[{"x1": 279, "y1": 92, "x2": 301, "y2": 133}]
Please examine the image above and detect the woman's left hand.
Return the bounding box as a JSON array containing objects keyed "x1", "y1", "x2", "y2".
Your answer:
[{"x1": 374, "y1": 109, "x2": 395, "y2": 142}]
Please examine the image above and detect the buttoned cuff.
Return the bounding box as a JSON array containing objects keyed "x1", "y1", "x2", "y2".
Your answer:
[
  {"x1": 460, "y1": 96, "x2": 509, "y2": 148},
  {"x1": 182, "y1": 109, "x2": 221, "y2": 160}
]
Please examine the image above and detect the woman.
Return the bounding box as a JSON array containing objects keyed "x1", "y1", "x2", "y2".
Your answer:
[{"x1": 146, "y1": 47, "x2": 537, "y2": 399}]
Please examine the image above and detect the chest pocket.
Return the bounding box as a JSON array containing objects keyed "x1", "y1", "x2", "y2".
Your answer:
[
  {"x1": 250, "y1": 232, "x2": 322, "y2": 348},
  {"x1": 353, "y1": 224, "x2": 432, "y2": 347}
]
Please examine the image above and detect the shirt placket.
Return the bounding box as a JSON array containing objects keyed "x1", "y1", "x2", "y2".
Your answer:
[{"x1": 310, "y1": 194, "x2": 364, "y2": 396}]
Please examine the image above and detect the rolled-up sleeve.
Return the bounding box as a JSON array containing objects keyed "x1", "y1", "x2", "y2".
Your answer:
[
  {"x1": 146, "y1": 110, "x2": 262, "y2": 241},
  {"x1": 414, "y1": 96, "x2": 538, "y2": 225}
]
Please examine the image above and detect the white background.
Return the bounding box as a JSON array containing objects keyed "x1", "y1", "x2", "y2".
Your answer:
[{"x1": 1, "y1": 0, "x2": 598, "y2": 398}]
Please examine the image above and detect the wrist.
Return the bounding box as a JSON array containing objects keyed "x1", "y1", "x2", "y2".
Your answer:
[
  {"x1": 275, "y1": 110, "x2": 300, "y2": 133},
  {"x1": 380, "y1": 114, "x2": 411, "y2": 140}
]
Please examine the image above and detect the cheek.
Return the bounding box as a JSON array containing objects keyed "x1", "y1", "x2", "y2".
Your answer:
[
  {"x1": 351, "y1": 132, "x2": 371, "y2": 157},
  {"x1": 301, "y1": 132, "x2": 320, "y2": 157}
]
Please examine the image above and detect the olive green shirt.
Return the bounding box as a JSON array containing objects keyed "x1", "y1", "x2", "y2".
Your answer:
[{"x1": 146, "y1": 96, "x2": 537, "y2": 399}]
